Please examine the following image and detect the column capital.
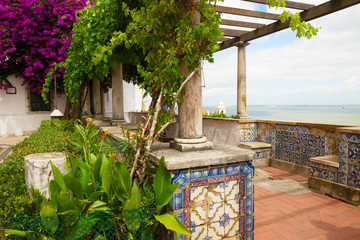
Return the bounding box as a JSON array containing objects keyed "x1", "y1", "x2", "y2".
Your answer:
[{"x1": 234, "y1": 41, "x2": 250, "y2": 48}]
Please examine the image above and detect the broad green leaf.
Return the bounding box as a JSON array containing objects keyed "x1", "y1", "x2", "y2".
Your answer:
[
  {"x1": 90, "y1": 153, "x2": 97, "y2": 162},
  {"x1": 40, "y1": 199, "x2": 58, "y2": 234},
  {"x1": 112, "y1": 161, "x2": 132, "y2": 203},
  {"x1": 78, "y1": 161, "x2": 94, "y2": 197},
  {"x1": 154, "y1": 157, "x2": 174, "y2": 214},
  {"x1": 51, "y1": 162, "x2": 67, "y2": 192},
  {"x1": 67, "y1": 160, "x2": 79, "y2": 178},
  {"x1": 57, "y1": 191, "x2": 79, "y2": 214},
  {"x1": 93, "y1": 154, "x2": 103, "y2": 184},
  {"x1": 49, "y1": 180, "x2": 61, "y2": 210},
  {"x1": 123, "y1": 184, "x2": 141, "y2": 210},
  {"x1": 64, "y1": 175, "x2": 86, "y2": 199},
  {"x1": 40, "y1": 199, "x2": 56, "y2": 216},
  {"x1": 156, "y1": 182, "x2": 178, "y2": 214},
  {"x1": 65, "y1": 215, "x2": 100, "y2": 240},
  {"x1": 100, "y1": 155, "x2": 112, "y2": 198},
  {"x1": 154, "y1": 213, "x2": 191, "y2": 238},
  {"x1": 123, "y1": 184, "x2": 141, "y2": 232},
  {"x1": 154, "y1": 157, "x2": 171, "y2": 197},
  {"x1": 0, "y1": 229, "x2": 28, "y2": 237},
  {"x1": 88, "y1": 191, "x2": 104, "y2": 202},
  {"x1": 88, "y1": 200, "x2": 110, "y2": 212}
]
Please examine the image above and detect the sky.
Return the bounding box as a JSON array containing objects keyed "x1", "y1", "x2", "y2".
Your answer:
[{"x1": 202, "y1": 1, "x2": 360, "y2": 107}]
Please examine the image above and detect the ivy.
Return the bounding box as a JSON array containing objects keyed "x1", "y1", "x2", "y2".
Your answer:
[
  {"x1": 267, "y1": 0, "x2": 319, "y2": 39},
  {"x1": 59, "y1": 0, "x2": 144, "y2": 105}
]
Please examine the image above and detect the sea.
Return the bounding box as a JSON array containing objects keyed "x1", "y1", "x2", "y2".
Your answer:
[{"x1": 203, "y1": 105, "x2": 360, "y2": 126}]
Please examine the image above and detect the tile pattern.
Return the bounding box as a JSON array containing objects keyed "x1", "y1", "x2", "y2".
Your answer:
[
  {"x1": 338, "y1": 133, "x2": 360, "y2": 188},
  {"x1": 239, "y1": 123, "x2": 256, "y2": 142},
  {"x1": 310, "y1": 161, "x2": 338, "y2": 182},
  {"x1": 170, "y1": 162, "x2": 255, "y2": 240},
  {"x1": 257, "y1": 123, "x2": 328, "y2": 167},
  {"x1": 256, "y1": 123, "x2": 276, "y2": 158},
  {"x1": 252, "y1": 148, "x2": 271, "y2": 160}
]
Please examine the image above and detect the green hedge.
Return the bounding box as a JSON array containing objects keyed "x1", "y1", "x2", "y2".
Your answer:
[{"x1": 0, "y1": 120, "x2": 74, "y2": 223}]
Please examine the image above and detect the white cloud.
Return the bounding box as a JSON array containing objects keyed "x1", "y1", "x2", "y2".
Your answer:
[{"x1": 203, "y1": 4, "x2": 360, "y2": 106}]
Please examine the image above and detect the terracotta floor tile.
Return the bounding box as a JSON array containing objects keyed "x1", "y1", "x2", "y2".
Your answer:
[{"x1": 254, "y1": 168, "x2": 360, "y2": 240}]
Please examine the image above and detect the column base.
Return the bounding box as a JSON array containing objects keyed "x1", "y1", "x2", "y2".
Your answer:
[
  {"x1": 170, "y1": 137, "x2": 213, "y2": 152},
  {"x1": 234, "y1": 114, "x2": 251, "y2": 119},
  {"x1": 110, "y1": 119, "x2": 126, "y2": 126},
  {"x1": 93, "y1": 114, "x2": 104, "y2": 119}
]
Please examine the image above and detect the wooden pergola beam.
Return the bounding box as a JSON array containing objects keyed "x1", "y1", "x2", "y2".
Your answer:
[
  {"x1": 215, "y1": 5, "x2": 279, "y2": 20},
  {"x1": 220, "y1": 28, "x2": 249, "y2": 37},
  {"x1": 217, "y1": 36, "x2": 232, "y2": 42},
  {"x1": 219, "y1": 0, "x2": 360, "y2": 51},
  {"x1": 241, "y1": 0, "x2": 315, "y2": 10},
  {"x1": 221, "y1": 19, "x2": 266, "y2": 28}
]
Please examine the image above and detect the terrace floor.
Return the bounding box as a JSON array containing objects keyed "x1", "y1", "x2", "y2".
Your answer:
[{"x1": 254, "y1": 167, "x2": 360, "y2": 240}]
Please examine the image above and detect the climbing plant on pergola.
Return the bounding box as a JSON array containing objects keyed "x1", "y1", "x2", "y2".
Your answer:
[{"x1": 59, "y1": 0, "x2": 348, "y2": 180}]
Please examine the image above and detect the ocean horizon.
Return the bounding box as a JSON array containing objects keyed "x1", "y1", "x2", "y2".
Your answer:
[{"x1": 203, "y1": 105, "x2": 360, "y2": 126}]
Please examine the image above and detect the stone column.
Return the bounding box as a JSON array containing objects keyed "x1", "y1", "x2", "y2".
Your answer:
[
  {"x1": 101, "y1": 91, "x2": 106, "y2": 118},
  {"x1": 93, "y1": 79, "x2": 102, "y2": 118},
  {"x1": 178, "y1": 62, "x2": 203, "y2": 139},
  {"x1": 170, "y1": 0, "x2": 212, "y2": 152},
  {"x1": 111, "y1": 63, "x2": 125, "y2": 123},
  {"x1": 83, "y1": 85, "x2": 91, "y2": 116},
  {"x1": 234, "y1": 41, "x2": 250, "y2": 119}
]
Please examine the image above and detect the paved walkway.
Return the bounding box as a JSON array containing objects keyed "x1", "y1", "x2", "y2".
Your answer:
[
  {"x1": 254, "y1": 167, "x2": 360, "y2": 240},
  {"x1": 0, "y1": 135, "x2": 28, "y2": 163}
]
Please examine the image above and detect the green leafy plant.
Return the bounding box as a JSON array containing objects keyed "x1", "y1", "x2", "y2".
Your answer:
[
  {"x1": 267, "y1": 0, "x2": 319, "y2": 39},
  {"x1": 203, "y1": 111, "x2": 235, "y2": 119},
  {"x1": 35, "y1": 153, "x2": 189, "y2": 239},
  {"x1": 3, "y1": 120, "x2": 188, "y2": 239},
  {"x1": 0, "y1": 120, "x2": 74, "y2": 225}
]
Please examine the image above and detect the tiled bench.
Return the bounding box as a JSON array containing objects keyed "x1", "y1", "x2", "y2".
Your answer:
[
  {"x1": 309, "y1": 155, "x2": 340, "y2": 183},
  {"x1": 238, "y1": 142, "x2": 272, "y2": 168}
]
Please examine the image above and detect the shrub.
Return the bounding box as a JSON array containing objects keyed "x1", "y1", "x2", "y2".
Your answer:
[
  {"x1": 203, "y1": 111, "x2": 235, "y2": 118},
  {"x1": 0, "y1": 120, "x2": 73, "y2": 224}
]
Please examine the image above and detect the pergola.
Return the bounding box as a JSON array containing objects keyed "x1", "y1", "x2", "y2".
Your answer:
[
  {"x1": 212, "y1": 0, "x2": 360, "y2": 119},
  {"x1": 104, "y1": 0, "x2": 360, "y2": 150}
]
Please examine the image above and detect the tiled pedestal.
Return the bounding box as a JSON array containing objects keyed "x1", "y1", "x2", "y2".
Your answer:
[{"x1": 151, "y1": 142, "x2": 255, "y2": 240}]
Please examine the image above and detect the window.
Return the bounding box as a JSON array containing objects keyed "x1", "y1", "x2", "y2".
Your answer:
[{"x1": 30, "y1": 92, "x2": 51, "y2": 111}]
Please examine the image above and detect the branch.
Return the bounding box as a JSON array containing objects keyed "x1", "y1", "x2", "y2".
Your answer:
[
  {"x1": 146, "y1": 94, "x2": 163, "y2": 152},
  {"x1": 153, "y1": 66, "x2": 200, "y2": 141},
  {"x1": 130, "y1": 146, "x2": 142, "y2": 181},
  {"x1": 169, "y1": 66, "x2": 200, "y2": 120}
]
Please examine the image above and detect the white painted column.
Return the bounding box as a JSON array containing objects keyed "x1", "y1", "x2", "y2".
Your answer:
[
  {"x1": 235, "y1": 41, "x2": 250, "y2": 119},
  {"x1": 112, "y1": 63, "x2": 124, "y2": 120}
]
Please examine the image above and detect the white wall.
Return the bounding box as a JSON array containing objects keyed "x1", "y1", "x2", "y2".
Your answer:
[
  {"x1": 0, "y1": 76, "x2": 67, "y2": 136},
  {"x1": 104, "y1": 81, "x2": 143, "y2": 122}
]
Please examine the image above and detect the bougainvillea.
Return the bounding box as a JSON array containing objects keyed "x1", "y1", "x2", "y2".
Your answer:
[{"x1": 0, "y1": 0, "x2": 87, "y2": 94}]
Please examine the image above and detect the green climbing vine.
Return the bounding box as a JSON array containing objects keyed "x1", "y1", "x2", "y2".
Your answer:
[{"x1": 267, "y1": 0, "x2": 319, "y2": 39}]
